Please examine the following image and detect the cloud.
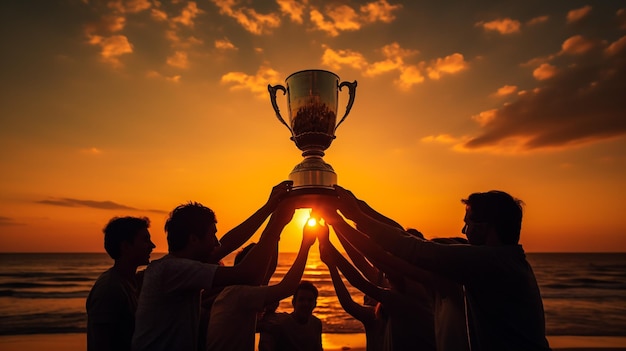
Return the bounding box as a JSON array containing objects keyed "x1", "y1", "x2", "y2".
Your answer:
[
  {"x1": 83, "y1": 0, "x2": 153, "y2": 67},
  {"x1": 360, "y1": 0, "x2": 402, "y2": 23},
  {"x1": 277, "y1": 0, "x2": 306, "y2": 24},
  {"x1": 221, "y1": 65, "x2": 282, "y2": 98},
  {"x1": 567, "y1": 5, "x2": 592, "y2": 24},
  {"x1": 309, "y1": 0, "x2": 401, "y2": 36},
  {"x1": 560, "y1": 35, "x2": 601, "y2": 56},
  {"x1": 215, "y1": 38, "x2": 238, "y2": 50},
  {"x1": 146, "y1": 70, "x2": 181, "y2": 83},
  {"x1": 321, "y1": 43, "x2": 466, "y2": 90},
  {"x1": 88, "y1": 34, "x2": 133, "y2": 67},
  {"x1": 0, "y1": 216, "x2": 24, "y2": 226},
  {"x1": 527, "y1": 15, "x2": 549, "y2": 26},
  {"x1": 459, "y1": 34, "x2": 626, "y2": 153},
  {"x1": 36, "y1": 198, "x2": 167, "y2": 213},
  {"x1": 80, "y1": 147, "x2": 103, "y2": 155},
  {"x1": 421, "y1": 134, "x2": 459, "y2": 144},
  {"x1": 426, "y1": 53, "x2": 468, "y2": 80},
  {"x1": 493, "y1": 85, "x2": 518, "y2": 97},
  {"x1": 166, "y1": 51, "x2": 189, "y2": 69},
  {"x1": 476, "y1": 18, "x2": 521, "y2": 34},
  {"x1": 211, "y1": 0, "x2": 281, "y2": 35},
  {"x1": 171, "y1": 1, "x2": 203, "y2": 27},
  {"x1": 107, "y1": 0, "x2": 151, "y2": 14},
  {"x1": 532, "y1": 63, "x2": 557, "y2": 80},
  {"x1": 321, "y1": 46, "x2": 368, "y2": 70}
]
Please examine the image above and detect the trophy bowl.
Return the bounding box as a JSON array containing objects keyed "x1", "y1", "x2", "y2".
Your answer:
[{"x1": 268, "y1": 69, "x2": 357, "y2": 194}]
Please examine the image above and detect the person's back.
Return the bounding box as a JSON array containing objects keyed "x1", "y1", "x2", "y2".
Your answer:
[
  {"x1": 86, "y1": 216, "x2": 154, "y2": 351},
  {"x1": 206, "y1": 220, "x2": 317, "y2": 351},
  {"x1": 272, "y1": 281, "x2": 323, "y2": 351}
]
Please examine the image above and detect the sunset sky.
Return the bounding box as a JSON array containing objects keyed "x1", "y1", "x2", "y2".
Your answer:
[{"x1": 1, "y1": 0, "x2": 625, "y2": 253}]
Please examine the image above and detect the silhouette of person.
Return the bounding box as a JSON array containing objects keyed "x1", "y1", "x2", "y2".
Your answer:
[
  {"x1": 329, "y1": 186, "x2": 552, "y2": 351},
  {"x1": 132, "y1": 181, "x2": 296, "y2": 351},
  {"x1": 318, "y1": 225, "x2": 435, "y2": 351},
  {"x1": 205, "y1": 217, "x2": 318, "y2": 351},
  {"x1": 317, "y1": 223, "x2": 384, "y2": 351},
  {"x1": 86, "y1": 216, "x2": 155, "y2": 351},
  {"x1": 269, "y1": 280, "x2": 323, "y2": 351}
]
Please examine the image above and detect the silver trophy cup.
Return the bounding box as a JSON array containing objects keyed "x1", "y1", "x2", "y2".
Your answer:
[{"x1": 268, "y1": 69, "x2": 357, "y2": 193}]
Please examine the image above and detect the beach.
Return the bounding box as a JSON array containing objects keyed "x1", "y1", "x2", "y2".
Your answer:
[{"x1": 1, "y1": 334, "x2": 626, "y2": 351}]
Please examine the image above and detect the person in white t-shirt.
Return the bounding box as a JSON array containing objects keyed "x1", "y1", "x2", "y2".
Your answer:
[{"x1": 132, "y1": 181, "x2": 297, "y2": 351}]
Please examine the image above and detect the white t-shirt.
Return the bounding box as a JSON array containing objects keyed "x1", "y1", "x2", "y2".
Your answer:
[
  {"x1": 206, "y1": 285, "x2": 269, "y2": 351},
  {"x1": 132, "y1": 255, "x2": 218, "y2": 351}
]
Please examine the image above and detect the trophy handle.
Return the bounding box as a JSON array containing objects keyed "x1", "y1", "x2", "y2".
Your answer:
[
  {"x1": 335, "y1": 80, "x2": 357, "y2": 132},
  {"x1": 267, "y1": 84, "x2": 293, "y2": 136}
]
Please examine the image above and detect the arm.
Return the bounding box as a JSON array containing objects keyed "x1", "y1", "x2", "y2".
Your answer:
[
  {"x1": 318, "y1": 221, "x2": 378, "y2": 323},
  {"x1": 263, "y1": 219, "x2": 317, "y2": 304},
  {"x1": 335, "y1": 233, "x2": 381, "y2": 285},
  {"x1": 319, "y1": 239, "x2": 388, "y2": 304},
  {"x1": 327, "y1": 264, "x2": 377, "y2": 324},
  {"x1": 209, "y1": 180, "x2": 292, "y2": 262},
  {"x1": 212, "y1": 200, "x2": 296, "y2": 287},
  {"x1": 328, "y1": 213, "x2": 434, "y2": 284},
  {"x1": 332, "y1": 185, "x2": 411, "y2": 253}
]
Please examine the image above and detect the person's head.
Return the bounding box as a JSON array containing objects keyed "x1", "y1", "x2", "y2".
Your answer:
[
  {"x1": 103, "y1": 216, "x2": 154, "y2": 266},
  {"x1": 292, "y1": 280, "x2": 318, "y2": 321},
  {"x1": 164, "y1": 202, "x2": 219, "y2": 260},
  {"x1": 461, "y1": 190, "x2": 524, "y2": 245}
]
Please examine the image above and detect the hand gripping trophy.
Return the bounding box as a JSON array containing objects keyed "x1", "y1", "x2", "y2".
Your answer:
[{"x1": 268, "y1": 69, "x2": 357, "y2": 195}]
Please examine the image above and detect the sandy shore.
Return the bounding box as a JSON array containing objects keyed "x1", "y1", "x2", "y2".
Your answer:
[{"x1": 1, "y1": 333, "x2": 626, "y2": 350}]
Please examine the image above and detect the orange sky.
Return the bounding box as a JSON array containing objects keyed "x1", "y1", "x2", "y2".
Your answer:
[{"x1": 1, "y1": 0, "x2": 625, "y2": 253}]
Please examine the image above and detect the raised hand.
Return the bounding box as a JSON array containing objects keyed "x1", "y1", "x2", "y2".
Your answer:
[
  {"x1": 333, "y1": 185, "x2": 362, "y2": 219},
  {"x1": 266, "y1": 180, "x2": 293, "y2": 209},
  {"x1": 302, "y1": 218, "x2": 321, "y2": 248},
  {"x1": 267, "y1": 201, "x2": 297, "y2": 233}
]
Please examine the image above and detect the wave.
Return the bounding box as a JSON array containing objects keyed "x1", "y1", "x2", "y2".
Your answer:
[{"x1": 0, "y1": 289, "x2": 90, "y2": 298}]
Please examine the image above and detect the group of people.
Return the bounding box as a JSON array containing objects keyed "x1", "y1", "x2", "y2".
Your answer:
[
  {"x1": 86, "y1": 180, "x2": 552, "y2": 351},
  {"x1": 86, "y1": 181, "x2": 322, "y2": 351}
]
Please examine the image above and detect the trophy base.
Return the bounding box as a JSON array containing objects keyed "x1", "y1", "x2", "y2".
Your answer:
[{"x1": 289, "y1": 155, "x2": 337, "y2": 189}]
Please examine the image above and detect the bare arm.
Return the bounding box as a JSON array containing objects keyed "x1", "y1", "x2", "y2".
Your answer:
[
  {"x1": 319, "y1": 239, "x2": 388, "y2": 304},
  {"x1": 331, "y1": 185, "x2": 424, "y2": 254},
  {"x1": 335, "y1": 233, "x2": 381, "y2": 285},
  {"x1": 326, "y1": 210, "x2": 434, "y2": 285},
  {"x1": 209, "y1": 180, "x2": 292, "y2": 262},
  {"x1": 263, "y1": 220, "x2": 317, "y2": 304},
  {"x1": 212, "y1": 200, "x2": 296, "y2": 287}
]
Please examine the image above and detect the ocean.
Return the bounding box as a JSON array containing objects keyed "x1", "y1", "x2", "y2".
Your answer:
[{"x1": 0, "y1": 252, "x2": 625, "y2": 336}]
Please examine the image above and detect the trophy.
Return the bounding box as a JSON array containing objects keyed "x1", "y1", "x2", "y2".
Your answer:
[{"x1": 268, "y1": 69, "x2": 357, "y2": 194}]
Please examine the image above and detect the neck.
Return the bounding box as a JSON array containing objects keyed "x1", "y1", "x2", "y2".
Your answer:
[{"x1": 113, "y1": 259, "x2": 138, "y2": 282}]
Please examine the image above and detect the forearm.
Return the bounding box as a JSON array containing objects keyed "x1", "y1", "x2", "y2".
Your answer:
[
  {"x1": 334, "y1": 220, "x2": 433, "y2": 283},
  {"x1": 211, "y1": 204, "x2": 272, "y2": 261},
  {"x1": 267, "y1": 242, "x2": 312, "y2": 302},
  {"x1": 336, "y1": 233, "x2": 379, "y2": 283},
  {"x1": 343, "y1": 209, "x2": 409, "y2": 254},
  {"x1": 329, "y1": 245, "x2": 383, "y2": 301}
]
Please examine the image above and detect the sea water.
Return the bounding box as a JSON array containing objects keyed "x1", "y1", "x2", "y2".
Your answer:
[{"x1": 0, "y1": 252, "x2": 624, "y2": 336}]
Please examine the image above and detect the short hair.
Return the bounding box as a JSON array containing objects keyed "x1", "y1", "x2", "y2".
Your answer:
[
  {"x1": 462, "y1": 190, "x2": 524, "y2": 245},
  {"x1": 103, "y1": 216, "x2": 150, "y2": 260},
  {"x1": 294, "y1": 280, "x2": 318, "y2": 300},
  {"x1": 164, "y1": 202, "x2": 216, "y2": 252},
  {"x1": 234, "y1": 243, "x2": 256, "y2": 265}
]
